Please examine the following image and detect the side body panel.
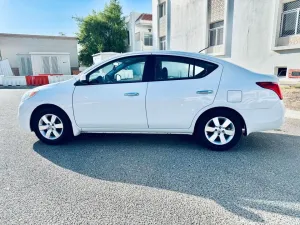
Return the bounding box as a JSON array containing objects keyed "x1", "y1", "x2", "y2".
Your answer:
[
  {"x1": 73, "y1": 83, "x2": 148, "y2": 129},
  {"x1": 19, "y1": 51, "x2": 285, "y2": 137},
  {"x1": 18, "y1": 78, "x2": 81, "y2": 136},
  {"x1": 146, "y1": 64, "x2": 223, "y2": 129},
  {"x1": 189, "y1": 63, "x2": 285, "y2": 135}
]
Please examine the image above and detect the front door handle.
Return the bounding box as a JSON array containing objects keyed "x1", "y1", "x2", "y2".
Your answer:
[
  {"x1": 124, "y1": 92, "x2": 139, "y2": 97},
  {"x1": 196, "y1": 90, "x2": 214, "y2": 95}
]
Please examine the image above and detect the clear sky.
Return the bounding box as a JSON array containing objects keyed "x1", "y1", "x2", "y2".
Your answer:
[{"x1": 0, "y1": 0, "x2": 152, "y2": 37}]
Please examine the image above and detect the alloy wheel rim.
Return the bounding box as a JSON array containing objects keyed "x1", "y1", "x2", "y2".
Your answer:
[
  {"x1": 204, "y1": 117, "x2": 235, "y2": 146},
  {"x1": 38, "y1": 114, "x2": 64, "y2": 140}
]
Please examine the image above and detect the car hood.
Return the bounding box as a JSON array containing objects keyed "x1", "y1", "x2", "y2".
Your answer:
[{"x1": 34, "y1": 77, "x2": 76, "y2": 91}]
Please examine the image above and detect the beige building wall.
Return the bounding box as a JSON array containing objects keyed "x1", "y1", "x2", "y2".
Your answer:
[
  {"x1": 159, "y1": 16, "x2": 167, "y2": 37},
  {"x1": 0, "y1": 34, "x2": 78, "y2": 74},
  {"x1": 208, "y1": 0, "x2": 225, "y2": 23},
  {"x1": 153, "y1": 0, "x2": 300, "y2": 76}
]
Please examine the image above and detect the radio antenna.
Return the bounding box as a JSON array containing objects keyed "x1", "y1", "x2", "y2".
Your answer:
[{"x1": 199, "y1": 46, "x2": 209, "y2": 53}]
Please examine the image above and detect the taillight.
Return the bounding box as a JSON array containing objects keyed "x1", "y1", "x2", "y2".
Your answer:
[{"x1": 256, "y1": 82, "x2": 283, "y2": 100}]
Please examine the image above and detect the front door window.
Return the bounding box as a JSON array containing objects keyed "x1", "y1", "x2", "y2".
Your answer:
[{"x1": 88, "y1": 56, "x2": 147, "y2": 85}]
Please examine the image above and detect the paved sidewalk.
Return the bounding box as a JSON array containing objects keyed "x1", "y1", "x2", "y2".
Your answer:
[
  {"x1": 0, "y1": 85, "x2": 32, "y2": 89},
  {"x1": 280, "y1": 78, "x2": 300, "y2": 86},
  {"x1": 286, "y1": 109, "x2": 300, "y2": 120}
]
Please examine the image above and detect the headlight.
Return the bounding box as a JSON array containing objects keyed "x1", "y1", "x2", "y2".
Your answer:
[{"x1": 21, "y1": 90, "x2": 38, "y2": 102}]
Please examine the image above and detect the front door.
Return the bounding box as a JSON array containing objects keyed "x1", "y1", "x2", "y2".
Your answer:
[
  {"x1": 146, "y1": 55, "x2": 223, "y2": 129},
  {"x1": 73, "y1": 55, "x2": 149, "y2": 129}
]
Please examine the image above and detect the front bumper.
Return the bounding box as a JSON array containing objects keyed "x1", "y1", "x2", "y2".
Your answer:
[{"x1": 18, "y1": 100, "x2": 36, "y2": 132}]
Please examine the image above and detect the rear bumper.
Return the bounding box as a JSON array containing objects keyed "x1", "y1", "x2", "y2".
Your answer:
[{"x1": 240, "y1": 101, "x2": 285, "y2": 135}]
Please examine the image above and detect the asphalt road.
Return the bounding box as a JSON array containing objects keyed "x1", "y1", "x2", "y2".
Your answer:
[{"x1": 1, "y1": 89, "x2": 300, "y2": 225}]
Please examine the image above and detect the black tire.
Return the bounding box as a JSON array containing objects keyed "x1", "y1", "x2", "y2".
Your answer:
[
  {"x1": 195, "y1": 110, "x2": 242, "y2": 151},
  {"x1": 32, "y1": 107, "x2": 72, "y2": 145}
]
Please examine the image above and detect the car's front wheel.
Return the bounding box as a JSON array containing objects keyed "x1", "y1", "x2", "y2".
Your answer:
[
  {"x1": 195, "y1": 110, "x2": 242, "y2": 151},
  {"x1": 32, "y1": 108, "x2": 72, "y2": 145}
]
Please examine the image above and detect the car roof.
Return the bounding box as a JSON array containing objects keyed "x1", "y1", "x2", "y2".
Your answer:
[{"x1": 116, "y1": 50, "x2": 226, "y2": 65}]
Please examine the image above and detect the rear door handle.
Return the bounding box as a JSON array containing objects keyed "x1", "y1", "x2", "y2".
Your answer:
[
  {"x1": 196, "y1": 90, "x2": 214, "y2": 95},
  {"x1": 124, "y1": 92, "x2": 139, "y2": 97}
]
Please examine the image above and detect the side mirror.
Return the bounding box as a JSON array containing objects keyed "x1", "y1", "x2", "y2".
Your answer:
[
  {"x1": 80, "y1": 74, "x2": 87, "y2": 82},
  {"x1": 74, "y1": 74, "x2": 89, "y2": 86}
]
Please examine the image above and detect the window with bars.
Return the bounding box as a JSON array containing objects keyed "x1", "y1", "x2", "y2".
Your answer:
[
  {"x1": 159, "y1": 2, "x2": 166, "y2": 18},
  {"x1": 127, "y1": 30, "x2": 131, "y2": 46},
  {"x1": 280, "y1": 0, "x2": 300, "y2": 37},
  {"x1": 209, "y1": 21, "x2": 224, "y2": 46},
  {"x1": 160, "y1": 36, "x2": 166, "y2": 50},
  {"x1": 144, "y1": 34, "x2": 153, "y2": 46}
]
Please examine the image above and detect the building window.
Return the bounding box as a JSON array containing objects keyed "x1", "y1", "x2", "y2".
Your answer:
[
  {"x1": 144, "y1": 34, "x2": 153, "y2": 46},
  {"x1": 209, "y1": 21, "x2": 224, "y2": 46},
  {"x1": 280, "y1": 0, "x2": 300, "y2": 37},
  {"x1": 292, "y1": 71, "x2": 300, "y2": 76},
  {"x1": 159, "y1": 2, "x2": 166, "y2": 18},
  {"x1": 127, "y1": 30, "x2": 131, "y2": 46},
  {"x1": 277, "y1": 67, "x2": 287, "y2": 77},
  {"x1": 160, "y1": 36, "x2": 166, "y2": 50}
]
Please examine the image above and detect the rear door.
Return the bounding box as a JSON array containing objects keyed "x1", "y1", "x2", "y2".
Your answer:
[{"x1": 146, "y1": 55, "x2": 223, "y2": 129}]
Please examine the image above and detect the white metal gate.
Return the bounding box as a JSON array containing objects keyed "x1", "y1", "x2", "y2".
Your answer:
[
  {"x1": 30, "y1": 53, "x2": 71, "y2": 75},
  {"x1": 42, "y1": 56, "x2": 59, "y2": 74},
  {"x1": 18, "y1": 55, "x2": 33, "y2": 76}
]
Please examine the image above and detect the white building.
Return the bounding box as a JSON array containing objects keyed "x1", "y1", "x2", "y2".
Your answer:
[
  {"x1": 126, "y1": 12, "x2": 153, "y2": 52},
  {"x1": 92, "y1": 52, "x2": 120, "y2": 64},
  {"x1": 152, "y1": 0, "x2": 300, "y2": 78},
  {"x1": 0, "y1": 33, "x2": 79, "y2": 75}
]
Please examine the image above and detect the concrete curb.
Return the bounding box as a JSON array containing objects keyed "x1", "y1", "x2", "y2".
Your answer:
[
  {"x1": 0, "y1": 86, "x2": 33, "y2": 89},
  {"x1": 279, "y1": 79, "x2": 300, "y2": 86},
  {"x1": 286, "y1": 109, "x2": 300, "y2": 120}
]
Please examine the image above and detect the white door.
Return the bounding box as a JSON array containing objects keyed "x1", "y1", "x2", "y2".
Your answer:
[
  {"x1": 146, "y1": 55, "x2": 223, "y2": 129},
  {"x1": 59, "y1": 55, "x2": 71, "y2": 74},
  {"x1": 73, "y1": 56, "x2": 149, "y2": 129}
]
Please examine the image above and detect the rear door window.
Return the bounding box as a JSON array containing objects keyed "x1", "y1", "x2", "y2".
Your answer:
[{"x1": 153, "y1": 56, "x2": 218, "y2": 81}]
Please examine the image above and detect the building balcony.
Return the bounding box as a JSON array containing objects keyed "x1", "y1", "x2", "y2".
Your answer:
[{"x1": 273, "y1": 35, "x2": 300, "y2": 51}]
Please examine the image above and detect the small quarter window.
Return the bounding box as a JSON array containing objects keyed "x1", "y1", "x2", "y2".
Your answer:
[{"x1": 194, "y1": 59, "x2": 219, "y2": 78}]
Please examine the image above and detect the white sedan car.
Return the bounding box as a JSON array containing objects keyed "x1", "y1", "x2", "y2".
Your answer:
[{"x1": 18, "y1": 51, "x2": 285, "y2": 151}]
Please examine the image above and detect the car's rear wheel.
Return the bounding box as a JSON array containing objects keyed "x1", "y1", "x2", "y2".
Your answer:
[
  {"x1": 195, "y1": 110, "x2": 242, "y2": 151},
  {"x1": 32, "y1": 108, "x2": 72, "y2": 145}
]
